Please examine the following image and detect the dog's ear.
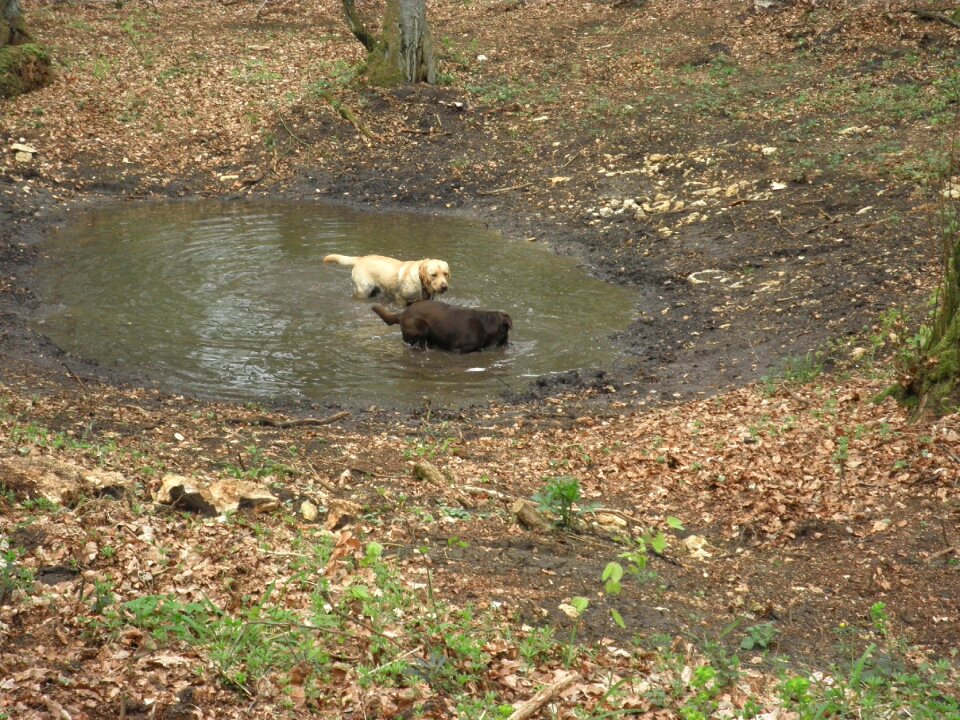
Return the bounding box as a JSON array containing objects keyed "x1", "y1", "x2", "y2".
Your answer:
[{"x1": 418, "y1": 262, "x2": 430, "y2": 293}]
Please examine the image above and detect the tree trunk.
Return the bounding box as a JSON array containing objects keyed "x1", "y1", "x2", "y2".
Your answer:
[
  {"x1": 343, "y1": 0, "x2": 436, "y2": 87},
  {"x1": 0, "y1": 0, "x2": 51, "y2": 98},
  {"x1": 897, "y1": 206, "x2": 960, "y2": 413},
  {"x1": 2, "y1": 0, "x2": 30, "y2": 45}
]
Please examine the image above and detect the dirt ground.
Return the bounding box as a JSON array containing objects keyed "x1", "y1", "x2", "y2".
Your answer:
[{"x1": 1, "y1": 0, "x2": 959, "y2": 717}]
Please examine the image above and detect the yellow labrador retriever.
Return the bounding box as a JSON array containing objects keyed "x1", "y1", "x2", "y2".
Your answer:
[{"x1": 323, "y1": 253, "x2": 450, "y2": 306}]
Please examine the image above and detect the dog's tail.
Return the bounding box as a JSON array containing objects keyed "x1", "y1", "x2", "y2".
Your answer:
[
  {"x1": 323, "y1": 254, "x2": 356, "y2": 267},
  {"x1": 371, "y1": 305, "x2": 402, "y2": 325}
]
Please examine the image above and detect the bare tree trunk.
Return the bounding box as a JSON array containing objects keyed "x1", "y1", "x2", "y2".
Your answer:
[{"x1": 342, "y1": 0, "x2": 436, "y2": 86}]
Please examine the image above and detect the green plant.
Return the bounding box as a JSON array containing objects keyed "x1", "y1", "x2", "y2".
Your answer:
[
  {"x1": 91, "y1": 578, "x2": 116, "y2": 613},
  {"x1": 532, "y1": 475, "x2": 596, "y2": 528},
  {"x1": 91, "y1": 57, "x2": 114, "y2": 81},
  {"x1": 603, "y1": 520, "x2": 683, "y2": 629},
  {"x1": 517, "y1": 625, "x2": 556, "y2": 667},
  {"x1": 762, "y1": 351, "x2": 824, "y2": 393},
  {"x1": 223, "y1": 445, "x2": 294, "y2": 480},
  {"x1": 832, "y1": 435, "x2": 850, "y2": 476},
  {"x1": 740, "y1": 622, "x2": 778, "y2": 651},
  {"x1": 0, "y1": 547, "x2": 35, "y2": 603},
  {"x1": 562, "y1": 596, "x2": 589, "y2": 668},
  {"x1": 403, "y1": 434, "x2": 458, "y2": 460},
  {"x1": 869, "y1": 601, "x2": 889, "y2": 637}
]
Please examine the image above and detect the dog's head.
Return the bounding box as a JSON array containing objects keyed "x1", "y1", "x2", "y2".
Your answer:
[
  {"x1": 488, "y1": 312, "x2": 512, "y2": 346},
  {"x1": 418, "y1": 259, "x2": 451, "y2": 297}
]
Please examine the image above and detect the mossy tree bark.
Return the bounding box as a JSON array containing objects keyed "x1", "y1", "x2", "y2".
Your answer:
[
  {"x1": 342, "y1": 0, "x2": 436, "y2": 86},
  {"x1": 896, "y1": 201, "x2": 960, "y2": 414},
  {"x1": 1, "y1": 0, "x2": 52, "y2": 99},
  {"x1": 911, "y1": 223, "x2": 960, "y2": 411}
]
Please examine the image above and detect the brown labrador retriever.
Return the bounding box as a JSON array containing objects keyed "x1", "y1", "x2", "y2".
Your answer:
[{"x1": 372, "y1": 300, "x2": 512, "y2": 353}]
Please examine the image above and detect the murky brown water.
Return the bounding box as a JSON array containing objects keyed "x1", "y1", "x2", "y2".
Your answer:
[{"x1": 34, "y1": 200, "x2": 638, "y2": 406}]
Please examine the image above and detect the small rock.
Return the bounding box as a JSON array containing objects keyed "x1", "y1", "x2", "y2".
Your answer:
[
  {"x1": 682, "y1": 534, "x2": 712, "y2": 559},
  {"x1": 325, "y1": 498, "x2": 362, "y2": 530},
  {"x1": 598, "y1": 206, "x2": 614, "y2": 218},
  {"x1": 558, "y1": 603, "x2": 582, "y2": 619},
  {"x1": 155, "y1": 474, "x2": 278, "y2": 516},
  {"x1": 11, "y1": 142, "x2": 37, "y2": 162},
  {"x1": 0, "y1": 456, "x2": 127, "y2": 505},
  {"x1": 301, "y1": 500, "x2": 319, "y2": 522}
]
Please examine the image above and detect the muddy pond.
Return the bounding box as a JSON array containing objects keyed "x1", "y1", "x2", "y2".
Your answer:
[{"x1": 34, "y1": 201, "x2": 638, "y2": 407}]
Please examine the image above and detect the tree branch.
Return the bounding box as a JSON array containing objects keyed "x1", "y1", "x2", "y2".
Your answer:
[
  {"x1": 909, "y1": 9, "x2": 960, "y2": 29},
  {"x1": 341, "y1": 0, "x2": 376, "y2": 51}
]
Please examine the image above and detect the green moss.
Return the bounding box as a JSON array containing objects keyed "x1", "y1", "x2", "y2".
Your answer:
[
  {"x1": 364, "y1": 44, "x2": 406, "y2": 87},
  {"x1": 0, "y1": 43, "x2": 52, "y2": 98}
]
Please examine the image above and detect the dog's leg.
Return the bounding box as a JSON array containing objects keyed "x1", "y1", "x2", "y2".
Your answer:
[{"x1": 352, "y1": 269, "x2": 379, "y2": 299}]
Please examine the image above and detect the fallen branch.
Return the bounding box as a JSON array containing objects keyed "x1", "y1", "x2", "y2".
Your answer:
[
  {"x1": 929, "y1": 546, "x2": 959, "y2": 562},
  {"x1": 507, "y1": 673, "x2": 579, "y2": 720},
  {"x1": 557, "y1": 148, "x2": 584, "y2": 170},
  {"x1": 399, "y1": 127, "x2": 448, "y2": 136},
  {"x1": 227, "y1": 411, "x2": 350, "y2": 428},
  {"x1": 303, "y1": 457, "x2": 339, "y2": 495},
  {"x1": 313, "y1": 87, "x2": 377, "y2": 141},
  {"x1": 63, "y1": 363, "x2": 87, "y2": 392},
  {"x1": 463, "y1": 484, "x2": 514, "y2": 501},
  {"x1": 592, "y1": 506, "x2": 641, "y2": 524},
  {"x1": 279, "y1": 115, "x2": 312, "y2": 146},
  {"x1": 511, "y1": 498, "x2": 553, "y2": 532},
  {"x1": 413, "y1": 461, "x2": 476, "y2": 508},
  {"x1": 909, "y1": 9, "x2": 960, "y2": 29},
  {"x1": 477, "y1": 182, "x2": 533, "y2": 196}
]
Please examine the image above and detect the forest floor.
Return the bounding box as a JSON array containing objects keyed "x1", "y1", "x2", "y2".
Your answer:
[{"x1": 1, "y1": 0, "x2": 959, "y2": 717}]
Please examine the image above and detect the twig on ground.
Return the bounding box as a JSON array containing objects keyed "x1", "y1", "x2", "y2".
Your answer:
[
  {"x1": 463, "y1": 484, "x2": 515, "y2": 500},
  {"x1": 929, "y1": 546, "x2": 959, "y2": 562},
  {"x1": 507, "y1": 673, "x2": 579, "y2": 720},
  {"x1": 399, "y1": 127, "x2": 448, "y2": 136},
  {"x1": 303, "y1": 457, "x2": 339, "y2": 495},
  {"x1": 63, "y1": 363, "x2": 86, "y2": 392},
  {"x1": 279, "y1": 115, "x2": 312, "y2": 146},
  {"x1": 477, "y1": 182, "x2": 533, "y2": 196},
  {"x1": 558, "y1": 148, "x2": 584, "y2": 170}
]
